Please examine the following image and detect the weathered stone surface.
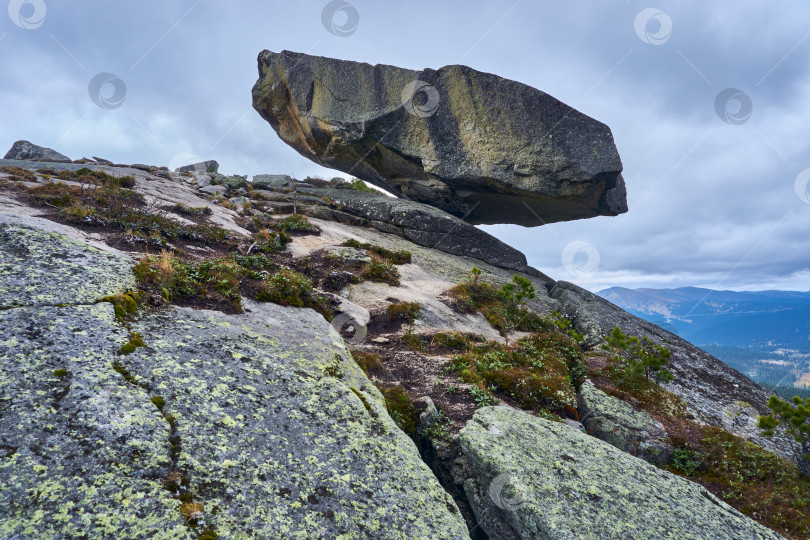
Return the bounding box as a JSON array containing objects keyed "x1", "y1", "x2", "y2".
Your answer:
[
  {"x1": 578, "y1": 380, "x2": 671, "y2": 462},
  {"x1": 0, "y1": 221, "x2": 468, "y2": 539},
  {"x1": 119, "y1": 302, "x2": 468, "y2": 538},
  {"x1": 199, "y1": 184, "x2": 227, "y2": 196},
  {"x1": 176, "y1": 160, "x2": 219, "y2": 173},
  {"x1": 550, "y1": 281, "x2": 799, "y2": 461},
  {"x1": 220, "y1": 175, "x2": 248, "y2": 190},
  {"x1": 0, "y1": 222, "x2": 135, "y2": 308},
  {"x1": 325, "y1": 245, "x2": 372, "y2": 267},
  {"x1": 301, "y1": 184, "x2": 535, "y2": 273},
  {"x1": 3, "y1": 140, "x2": 71, "y2": 162},
  {"x1": 253, "y1": 174, "x2": 292, "y2": 189},
  {"x1": 0, "y1": 304, "x2": 186, "y2": 538},
  {"x1": 252, "y1": 50, "x2": 627, "y2": 226},
  {"x1": 459, "y1": 406, "x2": 784, "y2": 540}
]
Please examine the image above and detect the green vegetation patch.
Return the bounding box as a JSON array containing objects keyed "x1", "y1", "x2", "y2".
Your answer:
[
  {"x1": 668, "y1": 425, "x2": 810, "y2": 539},
  {"x1": 134, "y1": 250, "x2": 333, "y2": 319},
  {"x1": 341, "y1": 178, "x2": 377, "y2": 193},
  {"x1": 444, "y1": 332, "x2": 585, "y2": 413},
  {"x1": 448, "y1": 268, "x2": 549, "y2": 335},
  {"x1": 341, "y1": 238, "x2": 412, "y2": 264},
  {"x1": 387, "y1": 301, "x2": 421, "y2": 323},
  {"x1": 378, "y1": 386, "x2": 419, "y2": 437},
  {"x1": 275, "y1": 214, "x2": 319, "y2": 233}
]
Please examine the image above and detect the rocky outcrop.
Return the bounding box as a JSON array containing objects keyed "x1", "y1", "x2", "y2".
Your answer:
[
  {"x1": 254, "y1": 180, "x2": 540, "y2": 274},
  {"x1": 458, "y1": 406, "x2": 785, "y2": 540},
  {"x1": 252, "y1": 50, "x2": 627, "y2": 226},
  {"x1": 578, "y1": 380, "x2": 671, "y2": 463},
  {"x1": 175, "y1": 160, "x2": 219, "y2": 173},
  {"x1": 0, "y1": 220, "x2": 468, "y2": 539},
  {"x1": 550, "y1": 280, "x2": 798, "y2": 461},
  {"x1": 3, "y1": 140, "x2": 71, "y2": 163}
]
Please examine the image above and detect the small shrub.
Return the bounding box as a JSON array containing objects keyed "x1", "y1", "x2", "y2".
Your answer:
[
  {"x1": 601, "y1": 326, "x2": 673, "y2": 384},
  {"x1": 341, "y1": 239, "x2": 411, "y2": 264},
  {"x1": 759, "y1": 395, "x2": 810, "y2": 477},
  {"x1": 276, "y1": 214, "x2": 318, "y2": 233},
  {"x1": 349, "y1": 349, "x2": 382, "y2": 376},
  {"x1": 379, "y1": 386, "x2": 419, "y2": 437},
  {"x1": 387, "y1": 301, "x2": 421, "y2": 323},
  {"x1": 362, "y1": 255, "x2": 401, "y2": 286},
  {"x1": 342, "y1": 178, "x2": 377, "y2": 193}
]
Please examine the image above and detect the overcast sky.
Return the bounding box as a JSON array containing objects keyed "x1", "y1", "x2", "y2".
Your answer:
[{"x1": 2, "y1": 1, "x2": 809, "y2": 292}]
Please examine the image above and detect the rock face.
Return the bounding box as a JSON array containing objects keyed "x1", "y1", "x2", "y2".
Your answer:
[
  {"x1": 3, "y1": 140, "x2": 71, "y2": 162},
  {"x1": 0, "y1": 220, "x2": 468, "y2": 539},
  {"x1": 550, "y1": 281, "x2": 799, "y2": 461},
  {"x1": 252, "y1": 50, "x2": 628, "y2": 226},
  {"x1": 578, "y1": 380, "x2": 671, "y2": 463},
  {"x1": 175, "y1": 160, "x2": 219, "y2": 173},
  {"x1": 459, "y1": 406, "x2": 785, "y2": 540}
]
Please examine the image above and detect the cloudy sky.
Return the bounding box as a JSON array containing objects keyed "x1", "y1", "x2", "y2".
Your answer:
[{"x1": 2, "y1": 1, "x2": 809, "y2": 292}]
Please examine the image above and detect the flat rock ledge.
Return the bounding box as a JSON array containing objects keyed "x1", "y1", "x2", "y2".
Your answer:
[{"x1": 458, "y1": 406, "x2": 784, "y2": 540}]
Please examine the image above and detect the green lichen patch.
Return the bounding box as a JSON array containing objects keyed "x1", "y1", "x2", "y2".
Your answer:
[
  {"x1": 459, "y1": 406, "x2": 785, "y2": 539},
  {"x1": 115, "y1": 303, "x2": 467, "y2": 537},
  {"x1": 0, "y1": 223, "x2": 135, "y2": 308},
  {"x1": 0, "y1": 303, "x2": 186, "y2": 538}
]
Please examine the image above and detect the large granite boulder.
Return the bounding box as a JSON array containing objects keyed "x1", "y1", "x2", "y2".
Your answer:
[
  {"x1": 578, "y1": 380, "x2": 671, "y2": 463},
  {"x1": 252, "y1": 50, "x2": 627, "y2": 226},
  {"x1": 0, "y1": 220, "x2": 469, "y2": 539},
  {"x1": 459, "y1": 406, "x2": 784, "y2": 540},
  {"x1": 3, "y1": 140, "x2": 71, "y2": 163}
]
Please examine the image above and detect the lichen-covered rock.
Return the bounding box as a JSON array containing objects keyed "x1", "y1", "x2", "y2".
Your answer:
[
  {"x1": 578, "y1": 379, "x2": 671, "y2": 462},
  {"x1": 0, "y1": 304, "x2": 187, "y2": 538},
  {"x1": 175, "y1": 159, "x2": 219, "y2": 173},
  {"x1": 253, "y1": 174, "x2": 292, "y2": 189},
  {"x1": 252, "y1": 50, "x2": 627, "y2": 226},
  {"x1": 0, "y1": 221, "x2": 468, "y2": 539},
  {"x1": 3, "y1": 140, "x2": 71, "y2": 162},
  {"x1": 458, "y1": 406, "x2": 784, "y2": 540},
  {"x1": 119, "y1": 301, "x2": 468, "y2": 538},
  {"x1": 0, "y1": 222, "x2": 135, "y2": 308}
]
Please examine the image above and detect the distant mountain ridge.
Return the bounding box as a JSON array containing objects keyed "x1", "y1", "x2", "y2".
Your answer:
[{"x1": 599, "y1": 286, "x2": 810, "y2": 349}]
